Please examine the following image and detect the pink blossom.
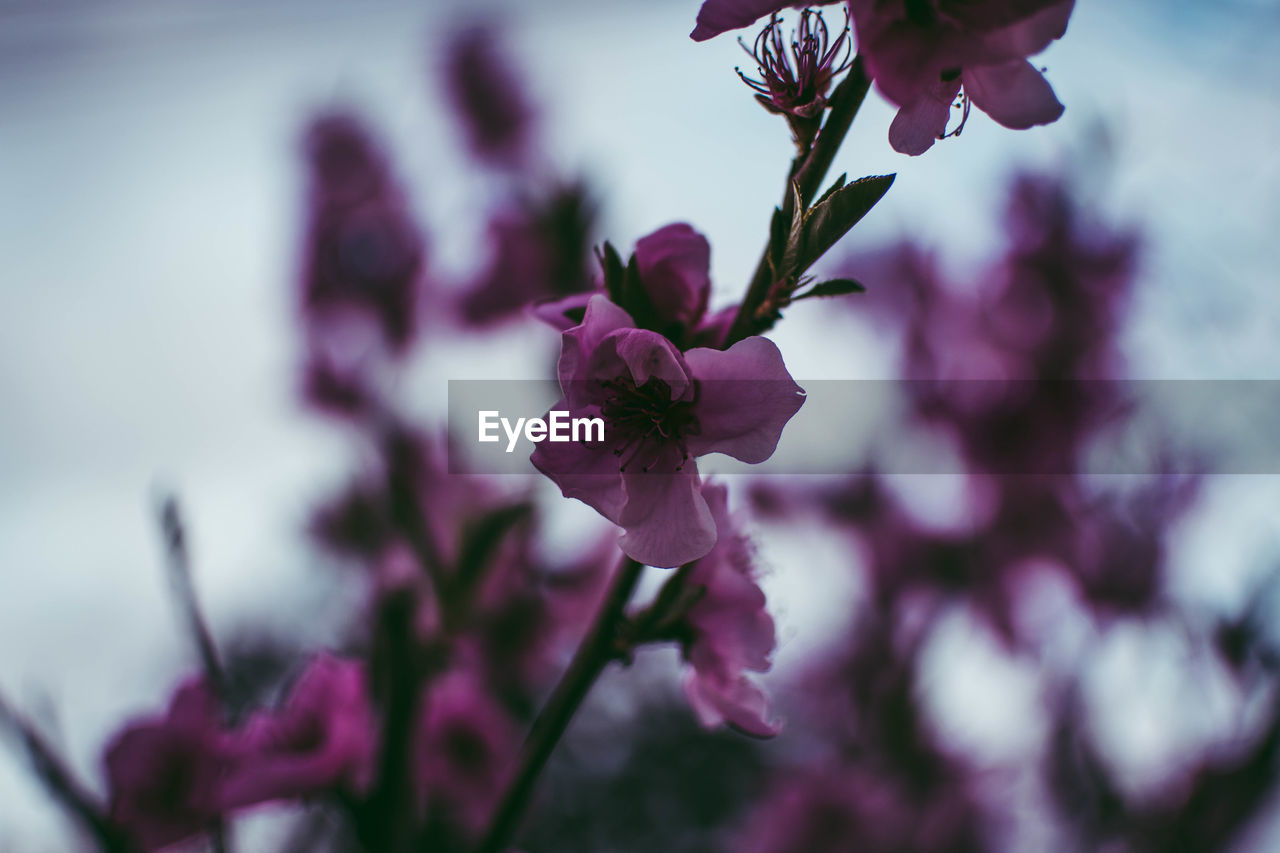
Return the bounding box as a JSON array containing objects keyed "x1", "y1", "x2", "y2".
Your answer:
[
  {"x1": 690, "y1": 0, "x2": 826, "y2": 42},
  {"x1": 633, "y1": 223, "x2": 712, "y2": 331},
  {"x1": 531, "y1": 295, "x2": 805, "y2": 568},
  {"x1": 218, "y1": 654, "x2": 375, "y2": 810},
  {"x1": 414, "y1": 669, "x2": 519, "y2": 834},
  {"x1": 444, "y1": 25, "x2": 536, "y2": 167},
  {"x1": 102, "y1": 680, "x2": 227, "y2": 851},
  {"x1": 680, "y1": 482, "x2": 780, "y2": 737},
  {"x1": 847, "y1": 0, "x2": 1075, "y2": 154}
]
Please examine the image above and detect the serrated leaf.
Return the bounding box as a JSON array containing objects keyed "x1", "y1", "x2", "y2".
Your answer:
[
  {"x1": 811, "y1": 172, "x2": 848, "y2": 210},
  {"x1": 599, "y1": 241, "x2": 626, "y2": 305},
  {"x1": 794, "y1": 278, "x2": 866, "y2": 300},
  {"x1": 799, "y1": 173, "x2": 894, "y2": 272}
]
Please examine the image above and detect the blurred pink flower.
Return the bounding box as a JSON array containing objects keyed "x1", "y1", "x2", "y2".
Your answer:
[
  {"x1": 681, "y1": 482, "x2": 780, "y2": 737},
  {"x1": 531, "y1": 295, "x2": 805, "y2": 567},
  {"x1": 219, "y1": 654, "x2": 375, "y2": 810},
  {"x1": 103, "y1": 680, "x2": 227, "y2": 851},
  {"x1": 458, "y1": 186, "x2": 595, "y2": 327},
  {"x1": 444, "y1": 25, "x2": 536, "y2": 167},
  {"x1": 847, "y1": 0, "x2": 1074, "y2": 154},
  {"x1": 414, "y1": 669, "x2": 519, "y2": 834}
]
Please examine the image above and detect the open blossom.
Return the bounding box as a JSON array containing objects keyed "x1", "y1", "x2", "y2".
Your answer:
[
  {"x1": 103, "y1": 680, "x2": 228, "y2": 851},
  {"x1": 848, "y1": 0, "x2": 1075, "y2": 154},
  {"x1": 531, "y1": 295, "x2": 805, "y2": 568},
  {"x1": 534, "y1": 222, "x2": 735, "y2": 349},
  {"x1": 680, "y1": 482, "x2": 780, "y2": 737},
  {"x1": 218, "y1": 654, "x2": 375, "y2": 810}
]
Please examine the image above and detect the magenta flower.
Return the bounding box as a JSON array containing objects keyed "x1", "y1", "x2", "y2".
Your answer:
[
  {"x1": 847, "y1": 0, "x2": 1075, "y2": 154},
  {"x1": 300, "y1": 113, "x2": 425, "y2": 352},
  {"x1": 531, "y1": 295, "x2": 805, "y2": 568},
  {"x1": 218, "y1": 654, "x2": 375, "y2": 810},
  {"x1": 444, "y1": 25, "x2": 536, "y2": 167},
  {"x1": 690, "y1": 0, "x2": 826, "y2": 42},
  {"x1": 457, "y1": 186, "x2": 595, "y2": 327},
  {"x1": 102, "y1": 680, "x2": 228, "y2": 851},
  {"x1": 414, "y1": 669, "x2": 518, "y2": 834},
  {"x1": 680, "y1": 482, "x2": 780, "y2": 737}
]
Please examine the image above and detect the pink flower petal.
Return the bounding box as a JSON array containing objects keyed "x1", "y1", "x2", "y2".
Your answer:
[
  {"x1": 684, "y1": 336, "x2": 805, "y2": 463},
  {"x1": 617, "y1": 463, "x2": 715, "y2": 567},
  {"x1": 683, "y1": 668, "x2": 781, "y2": 738},
  {"x1": 611, "y1": 329, "x2": 693, "y2": 399},
  {"x1": 963, "y1": 59, "x2": 1064, "y2": 130},
  {"x1": 560, "y1": 294, "x2": 634, "y2": 388},
  {"x1": 530, "y1": 402, "x2": 626, "y2": 524},
  {"x1": 888, "y1": 78, "x2": 961, "y2": 156},
  {"x1": 634, "y1": 223, "x2": 711, "y2": 328},
  {"x1": 977, "y1": 1, "x2": 1075, "y2": 61},
  {"x1": 690, "y1": 0, "x2": 803, "y2": 42}
]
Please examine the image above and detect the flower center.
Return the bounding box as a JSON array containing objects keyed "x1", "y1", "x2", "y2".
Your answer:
[
  {"x1": 599, "y1": 377, "x2": 698, "y2": 473},
  {"x1": 736, "y1": 10, "x2": 851, "y2": 122}
]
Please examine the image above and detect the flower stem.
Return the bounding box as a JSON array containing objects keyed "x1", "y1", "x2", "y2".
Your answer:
[
  {"x1": 726, "y1": 55, "x2": 871, "y2": 346},
  {"x1": 474, "y1": 555, "x2": 645, "y2": 853}
]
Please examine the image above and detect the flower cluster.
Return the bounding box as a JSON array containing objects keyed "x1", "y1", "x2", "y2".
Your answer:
[
  {"x1": 531, "y1": 222, "x2": 806, "y2": 569},
  {"x1": 19, "y1": 9, "x2": 1276, "y2": 853},
  {"x1": 104, "y1": 655, "x2": 373, "y2": 850},
  {"x1": 696, "y1": 0, "x2": 1074, "y2": 154}
]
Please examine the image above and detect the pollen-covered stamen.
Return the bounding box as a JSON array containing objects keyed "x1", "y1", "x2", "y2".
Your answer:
[
  {"x1": 599, "y1": 377, "x2": 697, "y2": 473},
  {"x1": 735, "y1": 9, "x2": 852, "y2": 124}
]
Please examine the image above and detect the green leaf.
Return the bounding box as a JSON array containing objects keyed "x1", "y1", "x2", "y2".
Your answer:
[
  {"x1": 765, "y1": 206, "x2": 789, "y2": 283},
  {"x1": 599, "y1": 242, "x2": 626, "y2": 305},
  {"x1": 621, "y1": 253, "x2": 662, "y2": 331},
  {"x1": 455, "y1": 501, "x2": 534, "y2": 594},
  {"x1": 794, "y1": 278, "x2": 866, "y2": 300},
  {"x1": 799, "y1": 173, "x2": 894, "y2": 272},
  {"x1": 779, "y1": 181, "x2": 806, "y2": 283},
  {"x1": 810, "y1": 172, "x2": 848, "y2": 210}
]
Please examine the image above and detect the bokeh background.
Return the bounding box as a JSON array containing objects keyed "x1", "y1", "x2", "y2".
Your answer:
[{"x1": 3, "y1": 0, "x2": 1280, "y2": 848}]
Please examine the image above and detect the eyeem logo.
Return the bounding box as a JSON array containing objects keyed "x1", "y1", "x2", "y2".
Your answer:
[{"x1": 478, "y1": 410, "x2": 605, "y2": 453}]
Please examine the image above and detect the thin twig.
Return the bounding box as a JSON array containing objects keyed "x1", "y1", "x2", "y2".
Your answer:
[
  {"x1": 157, "y1": 494, "x2": 227, "y2": 696},
  {"x1": 473, "y1": 555, "x2": 646, "y2": 853},
  {"x1": 155, "y1": 495, "x2": 232, "y2": 853},
  {"x1": 0, "y1": 692, "x2": 138, "y2": 852}
]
